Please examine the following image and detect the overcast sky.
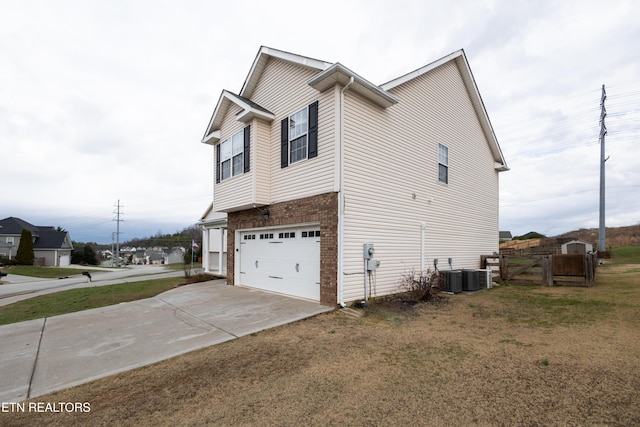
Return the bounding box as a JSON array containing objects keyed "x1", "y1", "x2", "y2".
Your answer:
[{"x1": 2, "y1": 0, "x2": 639, "y2": 244}]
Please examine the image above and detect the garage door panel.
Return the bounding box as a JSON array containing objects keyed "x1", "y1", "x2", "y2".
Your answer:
[{"x1": 239, "y1": 226, "x2": 320, "y2": 301}]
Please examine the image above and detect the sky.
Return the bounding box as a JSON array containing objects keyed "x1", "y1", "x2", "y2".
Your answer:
[{"x1": 1, "y1": 0, "x2": 639, "y2": 244}]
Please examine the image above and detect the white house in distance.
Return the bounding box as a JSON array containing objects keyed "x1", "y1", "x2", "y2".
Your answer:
[{"x1": 199, "y1": 46, "x2": 508, "y2": 306}]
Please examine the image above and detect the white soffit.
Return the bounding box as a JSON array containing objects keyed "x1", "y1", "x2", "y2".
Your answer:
[{"x1": 308, "y1": 63, "x2": 398, "y2": 108}]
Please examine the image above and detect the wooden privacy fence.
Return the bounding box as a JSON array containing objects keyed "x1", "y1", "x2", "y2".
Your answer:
[{"x1": 481, "y1": 253, "x2": 598, "y2": 287}]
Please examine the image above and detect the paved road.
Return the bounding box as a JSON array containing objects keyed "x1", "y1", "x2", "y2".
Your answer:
[{"x1": 0, "y1": 265, "x2": 186, "y2": 307}]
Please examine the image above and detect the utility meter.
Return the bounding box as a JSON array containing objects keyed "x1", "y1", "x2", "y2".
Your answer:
[{"x1": 363, "y1": 243, "x2": 375, "y2": 259}]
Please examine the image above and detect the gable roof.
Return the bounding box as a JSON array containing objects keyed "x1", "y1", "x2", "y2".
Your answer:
[
  {"x1": 0, "y1": 217, "x2": 39, "y2": 235},
  {"x1": 240, "y1": 46, "x2": 333, "y2": 99},
  {"x1": 202, "y1": 90, "x2": 275, "y2": 145},
  {"x1": 0, "y1": 217, "x2": 72, "y2": 250},
  {"x1": 201, "y1": 46, "x2": 508, "y2": 171},
  {"x1": 499, "y1": 231, "x2": 513, "y2": 239},
  {"x1": 382, "y1": 49, "x2": 508, "y2": 171},
  {"x1": 308, "y1": 62, "x2": 398, "y2": 108}
]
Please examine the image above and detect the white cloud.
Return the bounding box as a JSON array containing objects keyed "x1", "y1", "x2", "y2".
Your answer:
[{"x1": 1, "y1": 0, "x2": 639, "y2": 242}]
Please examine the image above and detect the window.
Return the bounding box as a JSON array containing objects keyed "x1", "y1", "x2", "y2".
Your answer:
[
  {"x1": 438, "y1": 144, "x2": 449, "y2": 184},
  {"x1": 289, "y1": 107, "x2": 308, "y2": 164},
  {"x1": 6, "y1": 237, "x2": 14, "y2": 245},
  {"x1": 281, "y1": 101, "x2": 318, "y2": 168},
  {"x1": 216, "y1": 126, "x2": 250, "y2": 183}
]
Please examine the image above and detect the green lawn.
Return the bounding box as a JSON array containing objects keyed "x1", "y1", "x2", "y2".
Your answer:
[
  {"x1": 0, "y1": 265, "x2": 102, "y2": 278},
  {"x1": 0, "y1": 277, "x2": 186, "y2": 326},
  {"x1": 611, "y1": 245, "x2": 640, "y2": 263}
]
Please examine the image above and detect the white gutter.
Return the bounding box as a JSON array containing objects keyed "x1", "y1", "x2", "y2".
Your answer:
[{"x1": 338, "y1": 76, "x2": 355, "y2": 308}]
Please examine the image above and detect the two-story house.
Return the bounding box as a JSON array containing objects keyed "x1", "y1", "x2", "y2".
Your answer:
[
  {"x1": 0, "y1": 217, "x2": 74, "y2": 266},
  {"x1": 199, "y1": 46, "x2": 508, "y2": 307}
]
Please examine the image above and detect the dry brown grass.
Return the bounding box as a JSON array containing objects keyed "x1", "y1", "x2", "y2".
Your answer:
[{"x1": 3, "y1": 263, "x2": 640, "y2": 426}]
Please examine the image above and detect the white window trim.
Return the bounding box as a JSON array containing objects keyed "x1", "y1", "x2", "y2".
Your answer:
[
  {"x1": 289, "y1": 106, "x2": 309, "y2": 165},
  {"x1": 438, "y1": 143, "x2": 449, "y2": 184},
  {"x1": 220, "y1": 129, "x2": 245, "y2": 181}
]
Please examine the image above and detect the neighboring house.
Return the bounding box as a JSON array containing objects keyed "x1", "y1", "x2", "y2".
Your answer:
[
  {"x1": 148, "y1": 250, "x2": 165, "y2": 265},
  {"x1": 166, "y1": 247, "x2": 186, "y2": 264},
  {"x1": 0, "y1": 217, "x2": 74, "y2": 266},
  {"x1": 499, "y1": 231, "x2": 513, "y2": 242},
  {"x1": 199, "y1": 46, "x2": 508, "y2": 306}
]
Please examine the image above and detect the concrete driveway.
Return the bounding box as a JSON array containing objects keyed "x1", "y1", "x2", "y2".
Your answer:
[{"x1": 0, "y1": 280, "x2": 333, "y2": 402}]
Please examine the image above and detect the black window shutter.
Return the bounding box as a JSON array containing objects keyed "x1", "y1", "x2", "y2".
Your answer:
[
  {"x1": 308, "y1": 101, "x2": 318, "y2": 159},
  {"x1": 215, "y1": 143, "x2": 221, "y2": 183},
  {"x1": 243, "y1": 125, "x2": 251, "y2": 173},
  {"x1": 280, "y1": 117, "x2": 289, "y2": 168}
]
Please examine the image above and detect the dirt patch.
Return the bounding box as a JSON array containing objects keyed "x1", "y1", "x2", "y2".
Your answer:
[{"x1": 2, "y1": 264, "x2": 640, "y2": 426}]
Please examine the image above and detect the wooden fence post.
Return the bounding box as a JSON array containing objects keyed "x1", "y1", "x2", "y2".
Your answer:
[
  {"x1": 500, "y1": 254, "x2": 508, "y2": 281},
  {"x1": 541, "y1": 255, "x2": 553, "y2": 286}
]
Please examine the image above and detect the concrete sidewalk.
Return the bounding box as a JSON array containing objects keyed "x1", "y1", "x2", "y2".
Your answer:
[{"x1": 0, "y1": 280, "x2": 333, "y2": 402}]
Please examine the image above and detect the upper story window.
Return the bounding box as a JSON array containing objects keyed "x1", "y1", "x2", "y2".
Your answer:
[
  {"x1": 6, "y1": 237, "x2": 14, "y2": 245},
  {"x1": 438, "y1": 143, "x2": 449, "y2": 184},
  {"x1": 216, "y1": 126, "x2": 250, "y2": 183},
  {"x1": 281, "y1": 101, "x2": 318, "y2": 168},
  {"x1": 289, "y1": 107, "x2": 308, "y2": 164}
]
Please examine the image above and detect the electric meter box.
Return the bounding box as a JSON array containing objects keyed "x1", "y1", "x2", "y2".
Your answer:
[
  {"x1": 367, "y1": 259, "x2": 380, "y2": 271},
  {"x1": 363, "y1": 244, "x2": 375, "y2": 259}
]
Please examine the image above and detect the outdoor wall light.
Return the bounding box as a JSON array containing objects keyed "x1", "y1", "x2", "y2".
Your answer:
[{"x1": 261, "y1": 209, "x2": 270, "y2": 220}]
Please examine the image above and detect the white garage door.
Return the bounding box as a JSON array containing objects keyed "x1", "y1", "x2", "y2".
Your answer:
[
  {"x1": 59, "y1": 255, "x2": 70, "y2": 267},
  {"x1": 238, "y1": 225, "x2": 320, "y2": 301}
]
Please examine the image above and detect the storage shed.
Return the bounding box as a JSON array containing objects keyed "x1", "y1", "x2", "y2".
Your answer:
[{"x1": 561, "y1": 240, "x2": 593, "y2": 255}]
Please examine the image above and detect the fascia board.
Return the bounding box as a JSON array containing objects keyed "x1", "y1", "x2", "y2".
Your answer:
[
  {"x1": 381, "y1": 49, "x2": 508, "y2": 169},
  {"x1": 202, "y1": 130, "x2": 220, "y2": 145},
  {"x1": 309, "y1": 63, "x2": 398, "y2": 108},
  {"x1": 380, "y1": 50, "x2": 464, "y2": 90},
  {"x1": 240, "y1": 46, "x2": 332, "y2": 98},
  {"x1": 201, "y1": 90, "x2": 274, "y2": 144}
]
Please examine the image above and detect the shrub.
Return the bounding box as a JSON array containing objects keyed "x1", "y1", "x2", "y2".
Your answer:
[{"x1": 399, "y1": 269, "x2": 440, "y2": 301}]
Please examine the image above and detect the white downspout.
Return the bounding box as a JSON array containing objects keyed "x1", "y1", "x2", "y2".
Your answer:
[
  {"x1": 338, "y1": 76, "x2": 355, "y2": 308},
  {"x1": 219, "y1": 228, "x2": 226, "y2": 275},
  {"x1": 421, "y1": 222, "x2": 426, "y2": 272}
]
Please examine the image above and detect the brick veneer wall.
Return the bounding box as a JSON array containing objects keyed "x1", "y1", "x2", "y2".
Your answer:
[{"x1": 226, "y1": 192, "x2": 338, "y2": 306}]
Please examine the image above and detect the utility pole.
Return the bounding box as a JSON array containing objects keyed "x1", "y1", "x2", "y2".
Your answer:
[
  {"x1": 598, "y1": 85, "x2": 607, "y2": 252},
  {"x1": 111, "y1": 232, "x2": 116, "y2": 267},
  {"x1": 113, "y1": 200, "x2": 124, "y2": 268}
]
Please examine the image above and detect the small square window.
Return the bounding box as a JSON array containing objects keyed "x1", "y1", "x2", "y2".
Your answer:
[{"x1": 315, "y1": 231, "x2": 321, "y2": 237}]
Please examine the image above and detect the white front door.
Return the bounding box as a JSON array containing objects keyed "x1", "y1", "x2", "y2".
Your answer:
[{"x1": 238, "y1": 226, "x2": 320, "y2": 301}]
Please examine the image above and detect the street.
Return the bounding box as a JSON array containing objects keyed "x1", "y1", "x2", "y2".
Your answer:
[{"x1": 0, "y1": 265, "x2": 186, "y2": 307}]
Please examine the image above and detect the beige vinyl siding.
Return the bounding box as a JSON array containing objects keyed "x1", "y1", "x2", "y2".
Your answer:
[
  {"x1": 253, "y1": 118, "x2": 271, "y2": 205},
  {"x1": 342, "y1": 61, "x2": 499, "y2": 302},
  {"x1": 214, "y1": 104, "x2": 253, "y2": 212},
  {"x1": 250, "y1": 58, "x2": 337, "y2": 203}
]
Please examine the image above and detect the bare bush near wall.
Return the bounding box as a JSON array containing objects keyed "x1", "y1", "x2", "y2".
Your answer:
[{"x1": 399, "y1": 269, "x2": 440, "y2": 301}]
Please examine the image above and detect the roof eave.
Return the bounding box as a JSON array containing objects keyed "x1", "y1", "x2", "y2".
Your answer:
[
  {"x1": 201, "y1": 90, "x2": 274, "y2": 145},
  {"x1": 382, "y1": 49, "x2": 508, "y2": 169},
  {"x1": 308, "y1": 63, "x2": 398, "y2": 108},
  {"x1": 240, "y1": 46, "x2": 333, "y2": 98}
]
